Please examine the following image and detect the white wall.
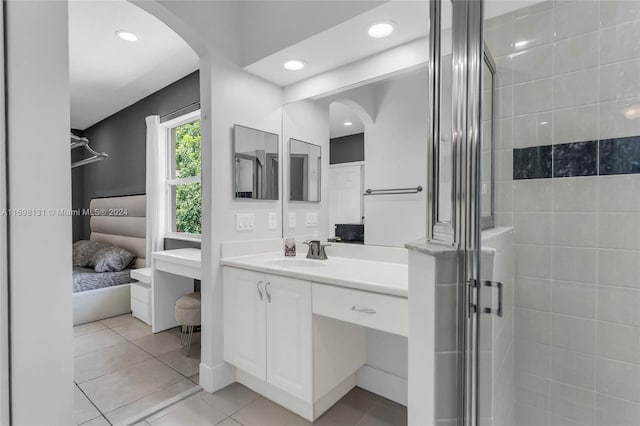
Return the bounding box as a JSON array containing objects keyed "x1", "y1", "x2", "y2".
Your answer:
[
  {"x1": 0, "y1": 4, "x2": 8, "y2": 424},
  {"x1": 6, "y1": 1, "x2": 74, "y2": 424},
  {"x1": 363, "y1": 70, "x2": 427, "y2": 246},
  {"x1": 282, "y1": 100, "x2": 330, "y2": 239},
  {"x1": 407, "y1": 250, "x2": 437, "y2": 425},
  {"x1": 200, "y1": 53, "x2": 283, "y2": 391}
]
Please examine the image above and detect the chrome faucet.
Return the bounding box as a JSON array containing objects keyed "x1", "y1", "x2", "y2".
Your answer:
[{"x1": 303, "y1": 240, "x2": 331, "y2": 260}]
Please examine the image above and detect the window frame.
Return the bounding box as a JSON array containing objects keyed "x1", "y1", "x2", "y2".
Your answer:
[{"x1": 160, "y1": 109, "x2": 202, "y2": 240}]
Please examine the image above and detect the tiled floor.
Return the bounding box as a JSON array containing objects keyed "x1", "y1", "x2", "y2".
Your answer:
[
  {"x1": 73, "y1": 314, "x2": 200, "y2": 426},
  {"x1": 74, "y1": 314, "x2": 407, "y2": 426},
  {"x1": 138, "y1": 384, "x2": 407, "y2": 426}
]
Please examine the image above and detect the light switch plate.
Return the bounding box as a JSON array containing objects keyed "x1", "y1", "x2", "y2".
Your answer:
[
  {"x1": 268, "y1": 212, "x2": 277, "y2": 229},
  {"x1": 236, "y1": 213, "x2": 255, "y2": 231},
  {"x1": 305, "y1": 212, "x2": 318, "y2": 227},
  {"x1": 288, "y1": 212, "x2": 296, "y2": 228}
]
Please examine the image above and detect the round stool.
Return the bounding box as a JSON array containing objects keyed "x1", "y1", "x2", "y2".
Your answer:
[{"x1": 174, "y1": 291, "x2": 201, "y2": 357}]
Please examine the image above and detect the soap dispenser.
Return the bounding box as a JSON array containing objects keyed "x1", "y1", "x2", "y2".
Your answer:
[{"x1": 284, "y1": 237, "x2": 296, "y2": 257}]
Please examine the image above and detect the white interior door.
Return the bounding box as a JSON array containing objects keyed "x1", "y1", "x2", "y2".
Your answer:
[{"x1": 329, "y1": 163, "x2": 363, "y2": 236}]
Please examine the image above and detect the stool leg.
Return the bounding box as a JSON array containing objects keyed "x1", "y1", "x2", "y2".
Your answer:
[{"x1": 186, "y1": 325, "x2": 193, "y2": 357}]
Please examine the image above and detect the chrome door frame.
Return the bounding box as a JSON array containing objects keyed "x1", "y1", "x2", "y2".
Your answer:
[{"x1": 427, "y1": 0, "x2": 484, "y2": 425}]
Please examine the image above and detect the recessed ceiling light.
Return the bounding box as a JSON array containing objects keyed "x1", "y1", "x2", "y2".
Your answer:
[
  {"x1": 283, "y1": 60, "x2": 305, "y2": 71},
  {"x1": 344, "y1": 122, "x2": 353, "y2": 126},
  {"x1": 116, "y1": 30, "x2": 139, "y2": 42},
  {"x1": 368, "y1": 21, "x2": 395, "y2": 39},
  {"x1": 623, "y1": 104, "x2": 640, "y2": 120},
  {"x1": 514, "y1": 40, "x2": 528, "y2": 49}
]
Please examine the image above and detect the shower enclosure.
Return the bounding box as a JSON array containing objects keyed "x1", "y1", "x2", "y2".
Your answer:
[{"x1": 432, "y1": 0, "x2": 640, "y2": 425}]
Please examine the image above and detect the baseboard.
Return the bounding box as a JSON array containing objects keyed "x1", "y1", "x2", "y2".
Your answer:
[
  {"x1": 314, "y1": 374, "x2": 356, "y2": 417},
  {"x1": 356, "y1": 365, "x2": 407, "y2": 406},
  {"x1": 236, "y1": 369, "x2": 314, "y2": 421},
  {"x1": 199, "y1": 362, "x2": 234, "y2": 393}
]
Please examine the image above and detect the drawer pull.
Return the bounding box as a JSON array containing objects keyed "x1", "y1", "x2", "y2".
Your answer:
[
  {"x1": 352, "y1": 306, "x2": 376, "y2": 314},
  {"x1": 265, "y1": 282, "x2": 272, "y2": 303},
  {"x1": 256, "y1": 281, "x2": 264, "y2": 301}
]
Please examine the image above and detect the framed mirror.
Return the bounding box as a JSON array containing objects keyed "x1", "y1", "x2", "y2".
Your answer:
[
  {"x1": 282, "y1": 66, "x2": 428, "y2": 246},
  {"x1": 289, "y1": 138, "x2": 321, "y2": 202},
  {"x1": 233, "y1": 124, "x2": 279, "y2": 200}
]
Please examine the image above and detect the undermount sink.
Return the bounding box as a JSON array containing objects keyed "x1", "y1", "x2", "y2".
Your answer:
[{"x1": 268, "y1": 258, "x2": 327, "y2": 268}]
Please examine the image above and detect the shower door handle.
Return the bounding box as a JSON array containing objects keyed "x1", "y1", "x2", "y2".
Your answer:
[{"x1": 481, "y1": 280, "x2": 503, "y2": 318}]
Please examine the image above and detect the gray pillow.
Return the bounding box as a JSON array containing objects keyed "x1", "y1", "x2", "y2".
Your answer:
[{"x1": 72, "y1": 240, "x2": 135, "y2": 272}]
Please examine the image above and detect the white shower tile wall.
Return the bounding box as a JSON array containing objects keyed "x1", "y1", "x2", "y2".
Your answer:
[
  {"x1": 487, "y1": 1, "x2": 640, "y2": 424},
  {"x1": 433, "y1": 254, "x2": 460, "y2": 423}
]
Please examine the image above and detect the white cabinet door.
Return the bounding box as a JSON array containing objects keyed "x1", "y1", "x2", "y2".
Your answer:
[
  {"x1": 223, "y1": 267, "x2": 267, "y2": 380},
  {"x1": 265, "y1": 275, "x2": 313, "y2": 401}
]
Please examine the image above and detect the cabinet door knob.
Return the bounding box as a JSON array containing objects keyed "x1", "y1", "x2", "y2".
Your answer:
[
  {"x1": 256, "y1": 280, "x2": 264, "y2": 301},
  {"x1": 265, "y1": 282, "x2": 272, "y2": 303}
]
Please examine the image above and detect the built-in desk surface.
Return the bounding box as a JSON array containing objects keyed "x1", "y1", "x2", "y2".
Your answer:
[{"x1": 151, "y1": 248, "x2": 202, "y2": 333}]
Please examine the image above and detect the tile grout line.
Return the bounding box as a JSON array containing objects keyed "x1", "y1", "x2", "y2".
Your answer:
[
  {"x1": 101, "y1": 316, "x2": 201, "y2": 380},
  {"x1": 76, "y1": 383, "x2": 111, "y2": 425},
  {"x1": 75, "y1": 317, "x2": 201, "y2": 424}
]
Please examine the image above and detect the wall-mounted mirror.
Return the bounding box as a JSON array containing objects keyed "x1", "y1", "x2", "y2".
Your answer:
[
  {"x1": 233, "y1": 124, "x2": 279, "y2": 200},
  {"x1": 289, "y1": 138, "x2": 321, "y2": 202},
  {"x1": 282, "y1": 67, "x2": 428, "y2": 247}
]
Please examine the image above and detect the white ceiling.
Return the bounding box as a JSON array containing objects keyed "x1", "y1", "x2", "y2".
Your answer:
[
  {"x1": 69, "y1": 0, "x2": 543, "y2": 130},
  {"x1": 69, "y1": 0, "x2": 199, "y2": 130},
  {"x1": 330, "y1": 102, "x2": 365, "y2": 139},
  {"x1": 244, "y1": 1, "x2": 429, "y2": 87}
]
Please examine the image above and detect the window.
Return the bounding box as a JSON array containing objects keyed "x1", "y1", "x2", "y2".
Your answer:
[{"x1": 164, "y1": 111, "x2": 201, "y2": 236}]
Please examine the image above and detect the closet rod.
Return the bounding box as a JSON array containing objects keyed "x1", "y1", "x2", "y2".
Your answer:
[
  {"x1": 70, "y1": 133, "x2": 108, "y2": 168},
  {"x1": 72, "y1": 155, "x2": 106, "y2": 169}
]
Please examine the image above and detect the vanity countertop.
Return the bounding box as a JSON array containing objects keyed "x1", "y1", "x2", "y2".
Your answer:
[{"x1": 221, "y1": 252, "x2": 408, "y2": 298}]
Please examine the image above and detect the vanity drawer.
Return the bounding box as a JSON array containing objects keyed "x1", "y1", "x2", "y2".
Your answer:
[
  {"x1": 131, "y1": 282, "x2": 151, "y2": 325},
  {"x1": 312, "y1": 283, "x2": 408, "y2": 336},
  {"x1": 131, "y1": 282, "x2": 150, "y2": 302}
]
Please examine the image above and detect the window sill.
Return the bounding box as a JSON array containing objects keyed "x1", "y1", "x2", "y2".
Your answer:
[{"x1": 164, "y1": 233, "x2": 202, "y2": 243}]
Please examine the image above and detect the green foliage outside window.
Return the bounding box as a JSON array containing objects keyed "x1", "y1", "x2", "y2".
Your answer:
[{"x1": 174, "y1": 120, "x2": 202, "y2": 234}]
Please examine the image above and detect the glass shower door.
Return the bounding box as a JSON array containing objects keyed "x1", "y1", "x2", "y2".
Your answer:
[
  {"x1": 428, "y1": 0, "x2": 486, "y2": 425},
  {"x1": 479, "y1": 1, "x2": 640, "y2": 425}
]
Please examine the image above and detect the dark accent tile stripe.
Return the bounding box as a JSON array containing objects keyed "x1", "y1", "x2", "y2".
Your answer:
[
  {"x1": 553, "y1": 141, "x2": 598, "y2": 178},
  {"x1": 599, "y1": 136, "x2": 640, "y2": 176},
  {"x1": 513, "y1": 145, "x2": 552, "y2": 180}
]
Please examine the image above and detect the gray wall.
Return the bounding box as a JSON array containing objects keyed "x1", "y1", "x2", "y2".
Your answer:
[
  {"x1": 74, "y1": 71, "x2": 199, "y2": 241},
  {"x1": 330, "y1": 132, "x2": 364, "y2": 164},
  {"x1": 71, "y1": 128, "x2": 85, "y2": 241}
]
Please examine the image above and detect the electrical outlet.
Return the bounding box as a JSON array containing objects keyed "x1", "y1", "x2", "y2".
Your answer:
[
  {"x1": 236, "y1": 213, "x2": 255, "y2": 231},
  {"x1": 268, "y1": 212, "x2": 277, "y2": 229},
  {"x1": 288, "y1": 212, "x2": 296, "y2": 228},
  {"x1": 305, "y1": 212, "x2": 318, "y2": 227}
]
